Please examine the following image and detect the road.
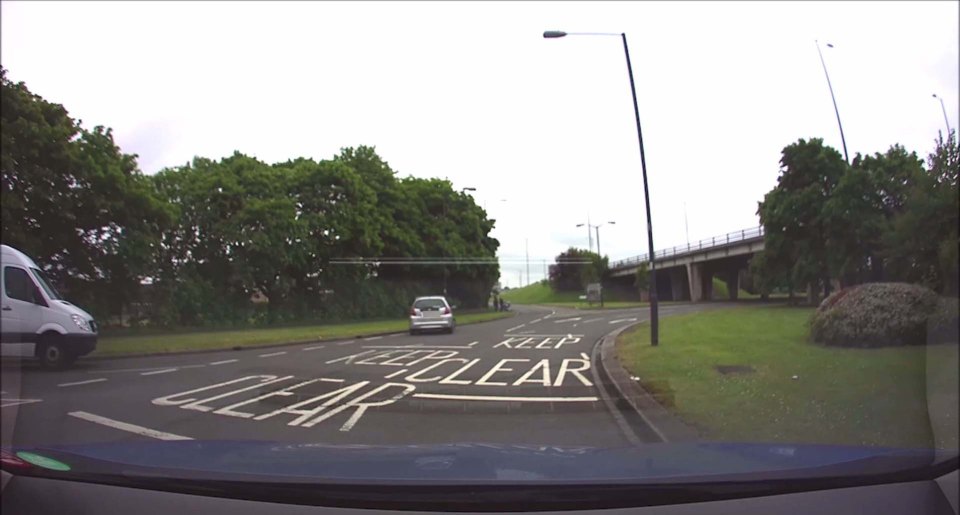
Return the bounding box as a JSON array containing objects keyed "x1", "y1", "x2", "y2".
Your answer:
[{"x1": 2, "y1": 304, "x2": 716, "y2": 449}]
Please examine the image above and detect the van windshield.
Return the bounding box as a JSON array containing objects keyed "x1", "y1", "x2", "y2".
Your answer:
[{"x1": 30, "y1": 267, "x2": 62, "y2": 300}]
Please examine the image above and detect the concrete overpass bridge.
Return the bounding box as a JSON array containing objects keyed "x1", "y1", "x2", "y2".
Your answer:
[{"x1": 607, "y1": 226, "x2": 765, "y2": 301}]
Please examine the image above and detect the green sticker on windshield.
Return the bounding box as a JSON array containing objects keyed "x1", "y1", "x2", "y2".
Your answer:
[{"x1": 15, "y1": 452, "x2": 71, "y2": 471}]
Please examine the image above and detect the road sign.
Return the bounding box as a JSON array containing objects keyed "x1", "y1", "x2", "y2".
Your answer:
[{"x1": 586, "y1": 283, "x2": 602, "y2": 303}]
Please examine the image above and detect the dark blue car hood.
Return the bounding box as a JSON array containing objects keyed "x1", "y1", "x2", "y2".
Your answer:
[{"x1": 6, "y1": 440, "x2": 951, "y2": 483}]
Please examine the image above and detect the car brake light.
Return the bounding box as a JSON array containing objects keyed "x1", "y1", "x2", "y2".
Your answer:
[
  {"x1": 442, "y1": 307, "x2": 450, "y2": 315},
  {"x1": 0, "y1": 449, "x2": 33, "y2": 472},
  {"x1": 410, "y1": 308, "x2": 417, "y2": 316}
]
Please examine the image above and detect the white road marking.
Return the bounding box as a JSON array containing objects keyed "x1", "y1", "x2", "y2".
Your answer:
[
  {"x1": 363, "y1": 336, "x2": 383, "y2": 341},
  {"x1": 608, "y1": 318, "x2": 638, "y2": 324},
  {"x1": 0, "y1": 398, "x2": 42, "y2": 408},
  {"x1": 302, "y1": 345, "x2": 326, "y2": 351},
  {"x1": 580, "y1": 318, "x2": 603, "y2": 324},
  {"x1": 506, "y1": 323, "x2": 526, "y2": 332},
  {"x1": 58, "y1": 378, "x2": 107, "y2": 388},
  {"x1": 209, "y1": 359, "x2": 239, "y2": 365},
  {"x1": 387, "y1": 334, "x2": 401, "y2": 338},
  {"x1": 412, "y1": 393, "x2": 598, "y2": 403},
  {"x1": 363, "y1": 344, "x2": 476, "y2": 350},
  {"x1": 97, "y1": 366, "x2": 181, "y2": 374},
  {"x1": 141, "y1": 368, "x2": 178, "y2": 376},
  {"x1": 69, "y1": 411, "x2": 193, "y2": 441},
  {"x1": 529, "y1": 318, "x2": 543, "y2": 324},
  {"x1": 553, "y1": 317, "x2": 582, "y2": 324},
  {"x1": 180, "y1": 364, "x2": 207, "y2": 369},
  {"x1": 337, "y1": 340, "x2": 356, "y2": 346},
  {"x1": 468, "y1": 341, "x2": 478, "y2": 347},
  {"x1": 384, "y1": 369, "x2": 409, "y2": 379},
  {"x1": 258, "y1": 351, "x2": 287, "y2": 358}
]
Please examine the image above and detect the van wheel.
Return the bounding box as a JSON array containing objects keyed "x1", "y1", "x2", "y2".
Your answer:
[{"x1": 38, "y1": 334, "x2": 75, "y2": 370}]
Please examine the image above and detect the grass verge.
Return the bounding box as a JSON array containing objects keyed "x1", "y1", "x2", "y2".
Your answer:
[
  {"x1": 616, "y1": 305, "x2": 958, "y2": 449},
  {"x1": 93, "y1": 311, "x2": 513, "y2": 357}
]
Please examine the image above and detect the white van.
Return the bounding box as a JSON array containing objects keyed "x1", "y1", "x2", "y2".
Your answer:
[{"x1": 1, "y1": 244, "x2": 98, "y2": 368}]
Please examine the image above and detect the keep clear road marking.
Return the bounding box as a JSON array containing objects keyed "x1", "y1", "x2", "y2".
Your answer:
[
  {"x1": 384, "y1": 369, "x2": 408, "y2": 379},
  {"x1": 209, "y1": 359, "x2": 239, "y2": 366},
  {"x1": 58, "y1": 378, "x2": 107, "y2": 388},
  {"x1": 302, "y1": 345, "x2": 325, "y2": 351},
  {"x1": 412, "y1": 393, "x2": 598, "y2": 402},
  {"x1": 141, "y1": 368, "x2": 178, "y2": 376},
  {"x1": 554, "y1": 317, "x2": 582, "y2": 324},
  {"x1": 258, "y1": 351, "x2": 287, "y2": 358},
  {"x1": 506, "y1": 323, "x2": 526, "y2": 332},
  {"x1": 609, "y1": 318, "x2": 638, "y2": 324},
  {"x1": 69, "y1": 411, "x2": 193, "y2": 441}
]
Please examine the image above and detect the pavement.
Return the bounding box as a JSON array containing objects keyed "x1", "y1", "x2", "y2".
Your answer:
[{"x1": 1, "y1": 303, "x2": 720, "y2": 450}]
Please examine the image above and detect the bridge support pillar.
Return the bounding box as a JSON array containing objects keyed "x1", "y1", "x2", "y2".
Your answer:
[
  {"x1": 669, "y1": 268, "x2": 687, "y2": 301},
  {"x1": 725, "y1": 270, "x2": 740, "y2": 300},
  {"x1": 687, "y1": 263, "x2": 712, "y2": 301}
]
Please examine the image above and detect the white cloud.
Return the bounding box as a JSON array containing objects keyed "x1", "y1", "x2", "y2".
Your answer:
[{"x1": 2, "y1": 1, "x2": 957, "y2": 287}]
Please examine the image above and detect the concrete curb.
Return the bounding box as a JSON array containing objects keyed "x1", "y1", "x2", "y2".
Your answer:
[
  {"x1": 87, "y1": 312, "x2": 518, "y2": 361},
  {"x1": 594, "y1": 320, "x2": 699, "y2": 443}
]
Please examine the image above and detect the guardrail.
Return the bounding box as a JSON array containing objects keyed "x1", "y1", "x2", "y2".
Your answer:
[{"x1": 610, "y1": 226, "x2": 764, "y2": 269}]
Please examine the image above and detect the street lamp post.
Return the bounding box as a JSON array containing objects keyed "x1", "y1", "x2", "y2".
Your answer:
[
  {"x1": 815, "y1": 40, "x2": 849, "y2": 164},
  {"x1": 933, "y1": 94, "x2": 952, "y2": 135},
  {"x1": 546, "y1": 30, "x2": 659, "y2": 345}
]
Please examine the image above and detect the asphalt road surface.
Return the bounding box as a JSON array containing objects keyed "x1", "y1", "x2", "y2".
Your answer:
[{"x1": 2, "y1": 304, "x2": 717, "y2": 449}]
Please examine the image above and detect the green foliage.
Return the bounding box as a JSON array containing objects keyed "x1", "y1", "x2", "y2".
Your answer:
[
  {"x1": 1, "y1": 67, "x2": 172, "y2": 320},
  {"x1": 810, "y1": 283, "x2": 940, "y2": 347},
  {"x1": 0, "y1": 69, "x2": 499, "y2": 328},
  {"x1": 549, "y1": 247, "x2": 606, "y2": 292},
  {"x1": 633, "y1": 262, "x2": 650, "y2": 294}
]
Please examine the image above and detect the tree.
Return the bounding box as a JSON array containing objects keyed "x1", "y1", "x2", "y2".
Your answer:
[
  {"x1": 633, "y1": 262, "x2": 650, "y2": 296},
  {"x1": 882, "y1": 131, "x2": 959, "y2": 293},
  {"x1": 1, "y1": 67, "x2": 171, "y2": 320},
  {"x1": 757, "y1": 138, "x2": 847, "y2": 304},
  {"x1": 549, "y1": 248, "x2": 601, "y2": 292}
]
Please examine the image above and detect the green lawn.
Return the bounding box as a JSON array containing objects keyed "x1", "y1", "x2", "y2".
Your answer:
[
  {"x1": 501, "y1": 281, "x2": 645, "y2": 309},
  {"x1": 94, "y1": 311, "x2": 513, "y2": 357},
  {"x1": 617, "y1": 306, "x2": 958, "y2": 449}
]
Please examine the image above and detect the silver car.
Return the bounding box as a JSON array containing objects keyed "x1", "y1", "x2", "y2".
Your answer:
[{"x1": 409, "y1": 296, "x2": 456, "y2": 335}]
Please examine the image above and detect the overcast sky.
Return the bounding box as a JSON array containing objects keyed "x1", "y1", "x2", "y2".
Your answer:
[{"x1": 2, "y1": 1, "x2": 957, "y2": 288}]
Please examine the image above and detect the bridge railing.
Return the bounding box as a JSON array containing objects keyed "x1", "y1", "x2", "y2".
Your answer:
[{"x1": 610, "y1": 225, "x2": 764, "y2": 269}]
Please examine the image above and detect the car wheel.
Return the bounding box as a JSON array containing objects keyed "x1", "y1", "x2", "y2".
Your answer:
[
  {"x1": 409, "y1": 329, "x2": 417, "y2": 336},
  {"x1": 38, "y1": 334, "x2": 75, "y2": 370},
  {"x1": 447, "y1": 326, "x2": 455, "y2": 334}
]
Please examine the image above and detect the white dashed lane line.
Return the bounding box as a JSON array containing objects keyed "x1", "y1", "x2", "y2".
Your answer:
[
  {"x1": 580, "y1": 318, "x2": 603, "y2": 324},
  {"x1": 141, "y1": 368, "x2": 178, "y2": 376},
  {"x1": 363, "y1": 336, "x2": 383, "y2": 341},
  {"x1": 337, "y1": 340, "x2": 356, "y2": 346},
  {"x1": 58, "y1": 378, "x2": 108, "y2": 388},
  {"x1": 302, "y1": 345, "x2": 325, "y2": 351},
  {"x1": 506, "y1": 323, "x2": 526, "y2": 332},
  {"x1": 258, "y1": 351, "x2": 287, "y2": 358},
  {"x1": 209, "y1": 359, "x2": 239, "y2": 366},
  {"x1": 179, "y1": 364, "x2": 207, "y2": 369},
  {"x1": 0, "y1": 398, "x2": 43, "y2": 408},
  {"x1": 69, "y1": 411, "x2": 193, "y2": 441}
]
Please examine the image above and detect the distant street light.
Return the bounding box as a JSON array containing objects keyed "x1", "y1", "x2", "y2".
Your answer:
[
  {"x1": 815, "y1": 40, "x2": 849, "y2": 164},
  {"x1": 546, "y1": 29, "x2": 659, "y2": 344},
  {"x1": 576, "y1": 221, "x2": 616, "y2": 307},
  {"x1": 461, "y1": 187, "x2": 477, "y2": 194},
  {"x1": 932, "y1": 94, "x2": 952, "y2": 135}
]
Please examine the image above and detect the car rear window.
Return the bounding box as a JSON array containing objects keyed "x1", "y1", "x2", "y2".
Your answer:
[{"x1": 414, "y1": 299, "x2": 446, "y2": 310}]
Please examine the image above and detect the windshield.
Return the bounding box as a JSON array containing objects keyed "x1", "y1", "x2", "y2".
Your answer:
[
  {"x1": 30, "y1": 267, "x2": 62, "y2": 301},
  {"x1": 0, "y1": 0, "x2": 956, "y2": 508}
]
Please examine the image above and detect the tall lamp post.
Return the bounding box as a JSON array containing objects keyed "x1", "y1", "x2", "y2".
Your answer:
[
  {"x1": 577, "y1": 221, "x2": 616, "y2": 307},
  {"x1": 545, "y1": 30, "x2": 659, "y2": 345},
  {"x1": 815, "y1": 40, "x2": 849, "y2": 164},
  {"x1": 932, "y1": 94, "x2": 952, "y2": 135}
]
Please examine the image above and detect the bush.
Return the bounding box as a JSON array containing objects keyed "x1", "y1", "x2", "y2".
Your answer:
[{"x1": 810, "y1": 283, "x2": 940, "y2": 347}]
